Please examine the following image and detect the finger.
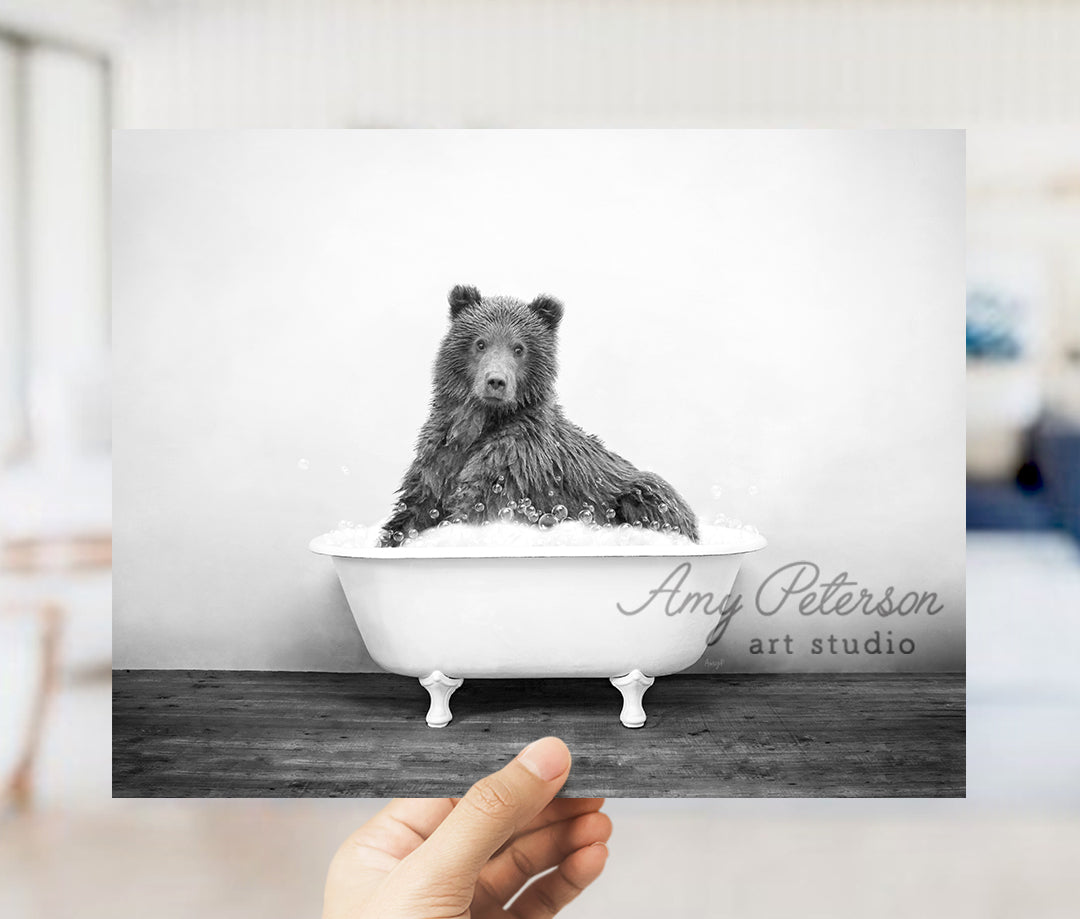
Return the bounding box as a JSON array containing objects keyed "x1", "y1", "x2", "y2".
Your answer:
[
  {"x1": 449, "y1": 795, "x2": 604, "y2": 834},
  {"x1": 342, "y1": 798, "x2": 456, "y2": 863},
  {"x1": 400, "y1": 737, "x2": 571, "y2": 881},
  {"x1": 509, "y1": 842, "x2": 609, "y2": 919},
  {"x1": 378, "y1": 798, "x2": 458, "y2": 841},
  {"x1": 477, "y1": 810, "x2": 612, "y2": 907},
  {"x1": 496, "y1": 798, "x2": 606, "y2": 854}
]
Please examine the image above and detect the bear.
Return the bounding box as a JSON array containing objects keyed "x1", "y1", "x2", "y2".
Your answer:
[{"x1": 378, "y1": 285, "x2": 699, "y2": 545}]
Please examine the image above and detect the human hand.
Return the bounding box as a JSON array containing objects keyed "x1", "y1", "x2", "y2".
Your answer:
[{"x1": 323, "y1": 737, "x2": 611, "y2": 918}]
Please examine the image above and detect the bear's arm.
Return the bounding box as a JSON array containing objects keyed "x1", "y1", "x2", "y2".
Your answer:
[
  {"x1": 559, "y1": 420, "x2": 700, "y2": 540},
  {"x1": 378, "y1": 457, "x2": 444, "y2": 545},
  {"x1": 613, "y1": 470, "x2": 700, "y2": 540}
]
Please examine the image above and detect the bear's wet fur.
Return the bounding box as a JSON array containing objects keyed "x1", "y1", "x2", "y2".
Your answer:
[{"x1": 379, "y1": 285, "x2": 699, "y2": 545}]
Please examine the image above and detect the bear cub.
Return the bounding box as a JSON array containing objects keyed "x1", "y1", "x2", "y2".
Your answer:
[{"x1": 379, "y1": 285, "x2": 698, "y2": 545}]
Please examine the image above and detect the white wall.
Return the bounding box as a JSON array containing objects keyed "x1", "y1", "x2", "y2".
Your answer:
[
  {"x1": 0, "y1": 25, "x2": 111, "y2": 464},
  {"x1": 114, "y1": 0, "x2": 1080, "y2": 129},
  {"x1": 0, "y1": 37, "x2": 20, "y2": 457},
  {"x1": 23, "y1": 45, "x2": 111, "y2": 460},
  {"x1": 113, "y1": 130, "x2": 965, "y2": 672}
]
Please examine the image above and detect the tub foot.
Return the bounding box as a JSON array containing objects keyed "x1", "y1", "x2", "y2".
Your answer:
[
  {"x1": 610, "y1": 670, "x2": 655, "y2": 728},
  {"x1": 420, "y1": 670, "x2": 464, "y2": 727}
]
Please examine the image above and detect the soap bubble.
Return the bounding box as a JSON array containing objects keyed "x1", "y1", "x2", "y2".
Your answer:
[
  {"x1": 649, "y1": 520, "x2": 661, "y2": 530},
  {"x1": 507, "y1": 500, "x2": 518, "y2": 510},
  {"x1": 538, "y1": 513, "x2": 558, "y2": 530},
  {"x1": 526, "y1": 508, "x2": 540, "y2": 522},
  {"x1": 341, "y1": 465, "x2": 350, "y2": 476},
  {"x1": 605, "y1": 507, "x2": 616, "y2": 520},
  {"x1": 493, "y1": 484, "x2": 504, "y2": 494},
  {"x1": 632, "y1": 520, "x2": 643, "y2": 529},
  {"x1": 428, "y1": 509, "x2": 440, "y2": 519},
  {"x1": 553, "y1": 474, "x2": 562, "y2": 484},
  {"x1": 658, "y1": 502, "x2": 668, "y2": 513},
  {"x1": 474, "y1": 502, "x2": 485, "y2": 513},
  {"x1": 552, "y1": 504, "x2": 568, "y2": 521},
  {"x1": 314, "y1": 517, "x2": 729, "y2": 554},
  {"x1": 297, "y1": 458, "x2": 310, "y2": 471},
  {"x1": 393, "y1": 501, "x2": 407, "y2": 514},
  {"x1": 547, "y1": 489, "x2": 555, "y2": 497},
  {"x1": 498, "y1": 507, "x2": 515, "y2": 523},
  {"x1": 497, "y1": 474, "x2": 505, "y2": 483},
  {"x1": 578, "y1": 508, "x2": 595, "y2": 525}
]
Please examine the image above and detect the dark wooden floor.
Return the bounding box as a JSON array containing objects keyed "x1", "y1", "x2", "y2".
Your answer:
[{"x1": 112, "y1": 670, "x2": 965, "y2": 798}]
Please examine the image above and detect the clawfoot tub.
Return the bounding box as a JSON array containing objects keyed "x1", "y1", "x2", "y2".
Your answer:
[{"x1": 310, "y1": 530, "x2": 765, "y2": 727}]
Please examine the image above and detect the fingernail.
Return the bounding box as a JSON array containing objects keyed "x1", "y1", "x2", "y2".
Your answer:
[{"x1": 517, "y1": 737, "x2": 569, "y2": 781}]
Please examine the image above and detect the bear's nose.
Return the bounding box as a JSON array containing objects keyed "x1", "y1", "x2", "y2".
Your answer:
[{"x1": 485, "y1": 374, "x2": 507, "y2": 394}]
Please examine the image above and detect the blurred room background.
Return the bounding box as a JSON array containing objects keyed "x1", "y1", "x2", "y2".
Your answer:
[
  {"x1": 965, "y1": 127, "x2": 1080, "y2": 807},
  {"x1": 2, "y1": 1, "x2": 1080, "y2": 917}
]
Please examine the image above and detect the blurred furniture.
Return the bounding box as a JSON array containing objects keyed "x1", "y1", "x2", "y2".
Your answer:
[
  {"x1": 967, "y1": 414, "x2": 1080, "y2": 540},
  {"x1": 1035, "y1": 414, "x2": 1080, "y2": 542},
  {"x1": 1, "y1": 533, "x2": 111, "y2": 811},
  {"x1": 1057, "y1": 360, "x2": 1080, "y2": 422},
  {"x1": 965, "y1": 479, "x2": 1058, "y2": 531},
  {"x1": 966, "y1": 360, "x2": 1042, "y2": 480}
]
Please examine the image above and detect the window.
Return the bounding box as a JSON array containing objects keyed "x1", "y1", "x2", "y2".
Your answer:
[{"x1": 0, "y1": 26, "x2": 110, "y2": 465}]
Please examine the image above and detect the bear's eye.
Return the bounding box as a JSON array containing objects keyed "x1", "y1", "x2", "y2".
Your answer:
[
  {"x1": 475, "y1": 340, "x2": 486, "y2": 351},
  {"x1": 513, "y1": 344, "x2": 525, "y2": 357}
]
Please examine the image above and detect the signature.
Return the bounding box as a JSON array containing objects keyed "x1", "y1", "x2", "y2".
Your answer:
[
  {"x1": 616, "y1": 562, "x2": 741, "y2": 646},
  {"x1": 616, "y1": 559, "x2": 944, "y2": 647}
]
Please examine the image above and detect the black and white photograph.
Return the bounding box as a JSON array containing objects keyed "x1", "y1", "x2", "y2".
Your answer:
[
  {"x1": 7, "y1": 2, "x2": 1080, "y2": 918},
  {"x1": 110, "y1": 129, "x2": 965, "y2": 797}
]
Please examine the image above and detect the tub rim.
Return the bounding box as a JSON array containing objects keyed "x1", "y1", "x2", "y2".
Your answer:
[{"x1": 309, "y1": 530, "x2": 767, "y2": 559}]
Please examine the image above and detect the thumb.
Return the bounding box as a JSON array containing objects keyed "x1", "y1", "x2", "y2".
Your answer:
[{"x1": 401, "y1": 737, "x2": 571, "y2": 882}]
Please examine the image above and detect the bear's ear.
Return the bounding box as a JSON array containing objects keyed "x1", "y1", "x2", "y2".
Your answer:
[
  {"x1": 448, "y1": 285, "x2": 482, "y2": 319},
  {"x1": 529, "y1": 294, "x2": 564, "y2": 331}
]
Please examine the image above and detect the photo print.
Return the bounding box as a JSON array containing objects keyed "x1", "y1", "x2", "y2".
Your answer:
[{"x1": 112, "y1": 129, "x2": 965, "y2": 797}]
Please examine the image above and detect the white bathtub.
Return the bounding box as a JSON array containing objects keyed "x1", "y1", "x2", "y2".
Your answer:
[{"x1": 310, "y1": 529, "x2": 765, "y2": 728}]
